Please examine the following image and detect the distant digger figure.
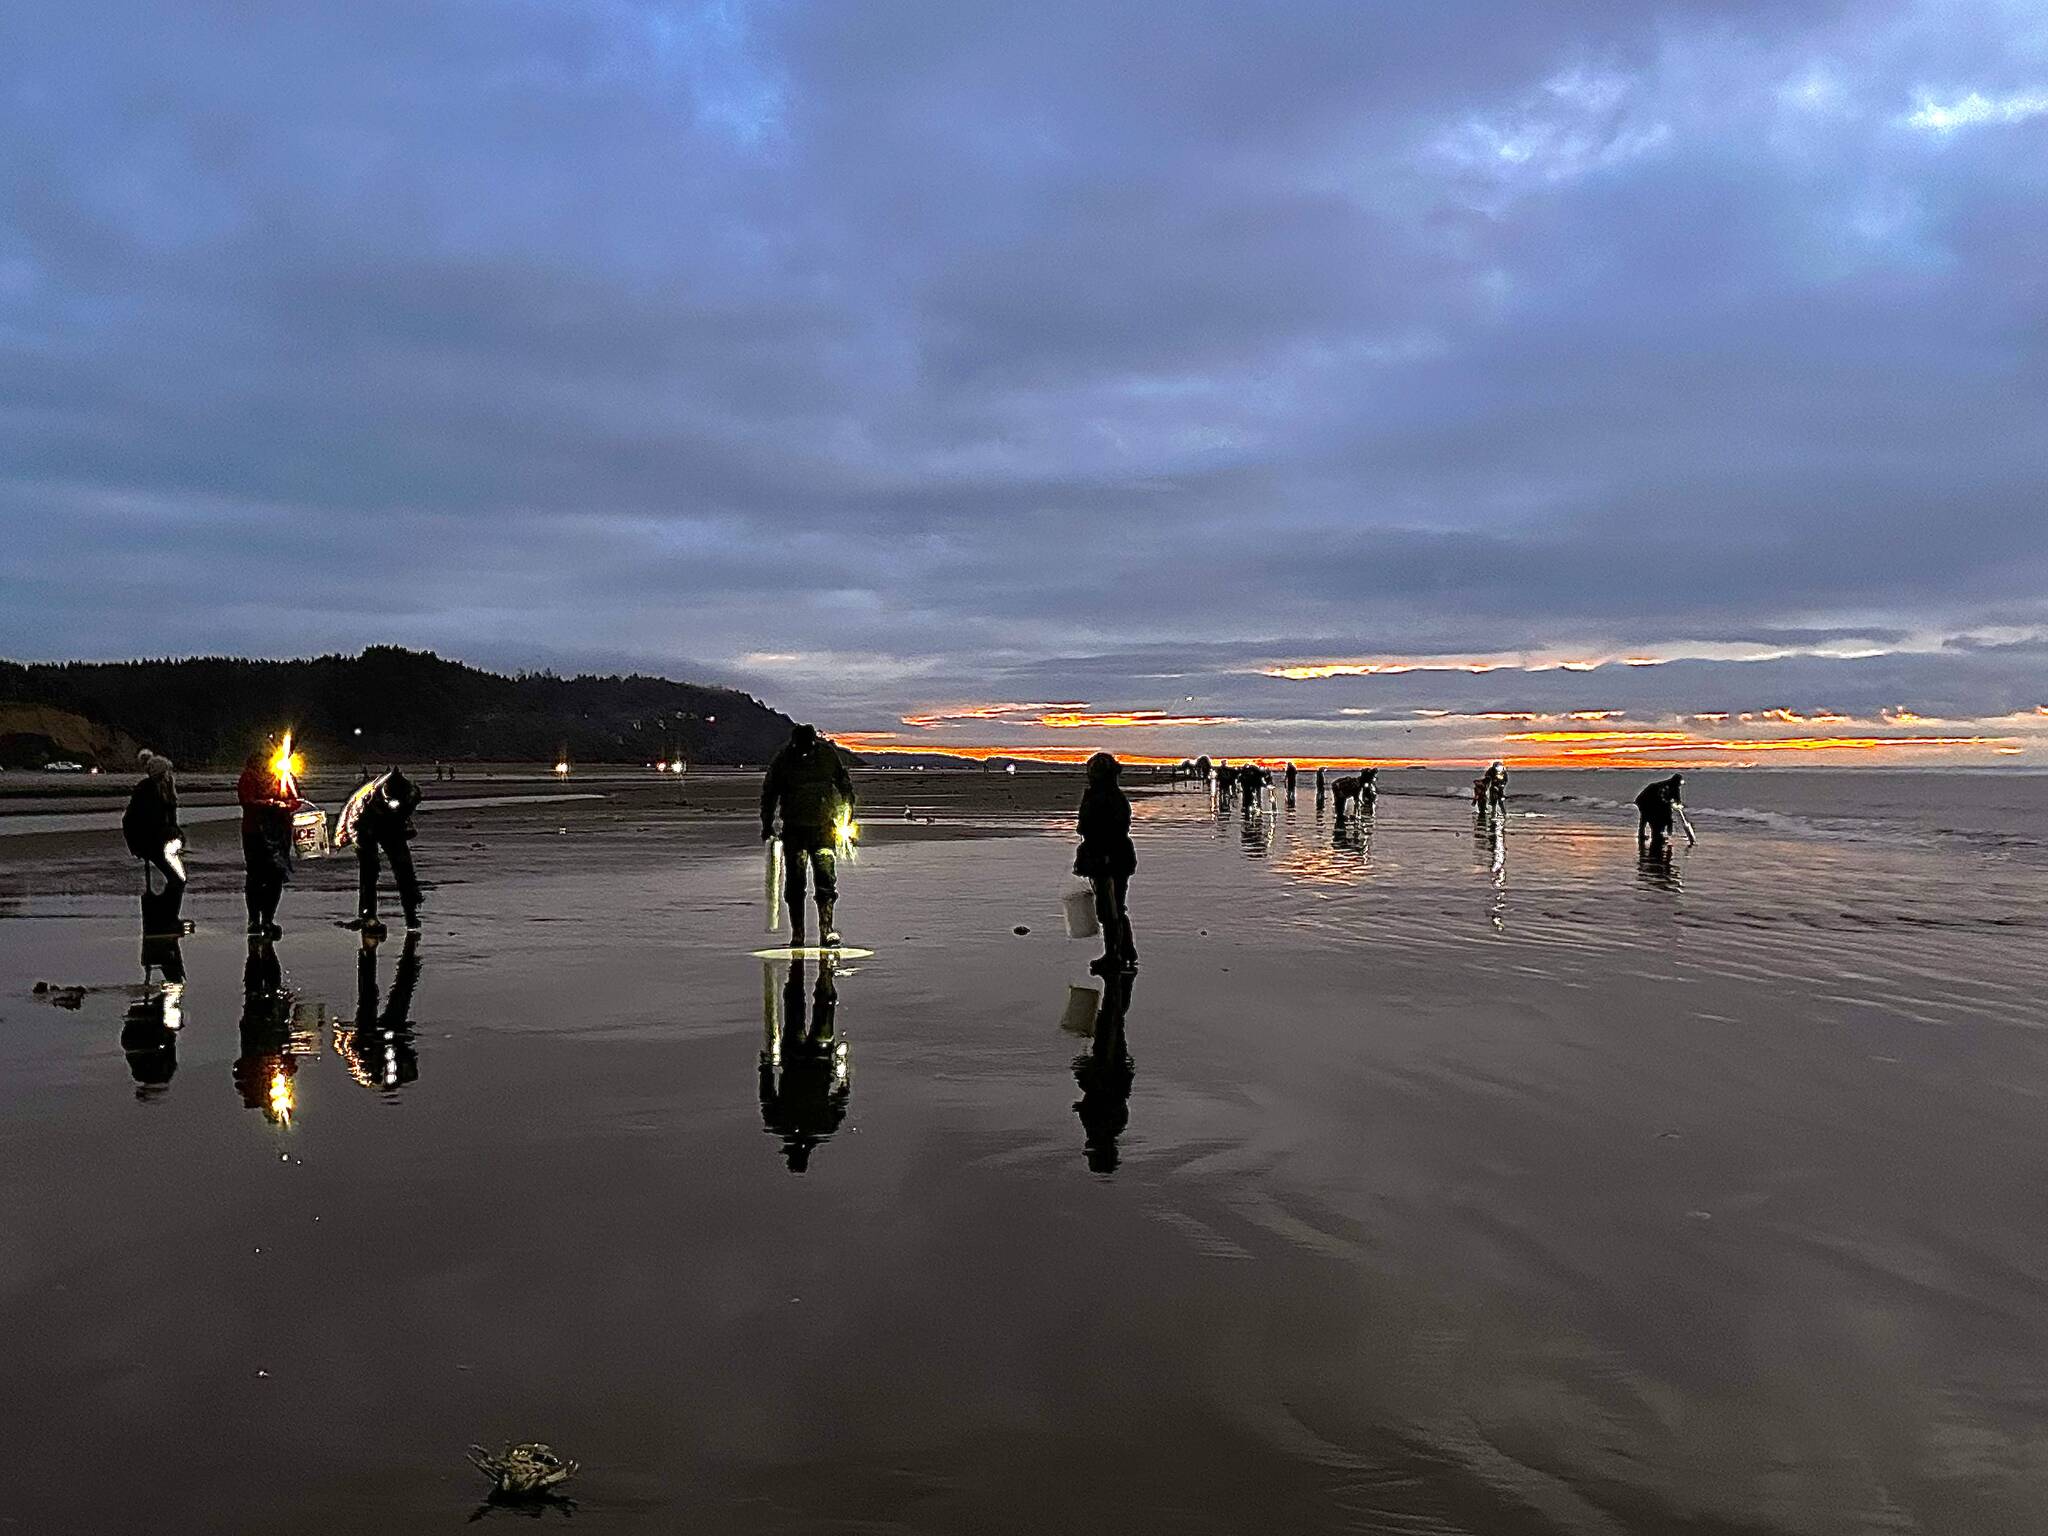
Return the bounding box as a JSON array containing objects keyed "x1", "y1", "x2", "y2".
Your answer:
[
  {"x1": 1474, "y1": 760, "x2": 1508, "y2": 814},
  {"x1": 338, "y1": 768, "x2": 424, "y2": 934},
  {"x1": 1635, "y1": 773, "x2": 1697, "y2": 852},
  {"x1": 761, "y1": 724, "x2": 856, "y2": 947}
]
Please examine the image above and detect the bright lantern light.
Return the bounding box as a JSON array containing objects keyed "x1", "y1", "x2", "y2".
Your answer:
[{"x1": 269, "y1": 732, "x2": 303, "y2": 797}]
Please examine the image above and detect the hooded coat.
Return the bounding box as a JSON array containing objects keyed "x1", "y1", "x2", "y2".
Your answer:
[{"x1": 761, "y1": 729, "x2": 855, "y2": 849}]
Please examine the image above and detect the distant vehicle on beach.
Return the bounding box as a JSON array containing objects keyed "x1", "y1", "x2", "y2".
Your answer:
[{"x1": 42, "y1": 761, "x2": 86, "y2": 773}]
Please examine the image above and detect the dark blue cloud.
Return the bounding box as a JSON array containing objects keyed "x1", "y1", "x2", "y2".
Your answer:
[{"x1": 1, "y1": 0, "x2": 2043, "y2": 757}]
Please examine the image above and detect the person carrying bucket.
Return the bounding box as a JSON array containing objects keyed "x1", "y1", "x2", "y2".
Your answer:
[
  {"x1": 1074, "y1": 751, "x2": 1138, "y2": 976},
  {"x1": 760, "y1": 724, "x2": 856, "y2": 947}
]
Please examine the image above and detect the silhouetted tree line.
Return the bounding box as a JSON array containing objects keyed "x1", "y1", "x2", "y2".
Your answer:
[{"x1": 0, "y1": 646, "x2": 807, "y2": 768}]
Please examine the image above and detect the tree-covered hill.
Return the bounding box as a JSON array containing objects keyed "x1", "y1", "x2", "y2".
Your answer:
[{"x1": 0, "y1": 647, "x2": 810, "y2": 769}]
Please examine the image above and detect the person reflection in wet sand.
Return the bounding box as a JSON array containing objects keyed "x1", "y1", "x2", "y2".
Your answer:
[
  {"x1": 1240, "y1": 809, "x2": 1273, "y2": 857},
  {"x1": 1637, "y1": 842, "x2": 1683, "y2": 893},
  {"x1": 335, "y1": 930, "x2": 422, "y2": 1094},
  {"x1": 233, "y1": 939, "x2": 298, "y2": 1124},
  {"x1": 1332, "y1": 812, "x2": 1369, "y2": 858},
  {"x1": 1475, "y1": 808, "x2": 1506, "y2": 868},
  {"x1": 122, "y1": 936, "x2": 187, "y2": 1100},
  {"x1": 759, "y1": 956, "x2": 850, "y2": 1174},
  {"x1": 1073, "y1": 971, "x2": 1136, "y2": 1174}
]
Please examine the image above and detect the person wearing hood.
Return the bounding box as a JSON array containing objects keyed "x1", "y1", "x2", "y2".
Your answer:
[
  {"x1": 122, "y1": 752, "x2": 186, "y2": 935},
  {"x1": 761, "y1": 724, "x2": 857, "y2": 946},
  {"x1": 1075, "y1": 752, "x2": 1139, "y2": 976},
  {"x1": 339, "y1": 768, "x2": 424, "y2": 935},
  {"x1": 1636, "y1": 773, "x2": 1697, "y2": 852},
  {"x1": 1474, "y1": 760, "x2": 1508, "y2": 813}
]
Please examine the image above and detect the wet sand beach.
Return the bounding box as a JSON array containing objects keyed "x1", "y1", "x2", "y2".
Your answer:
[{"x1": 4, "y1": 771, "x2": 2047, "y2": 1533}]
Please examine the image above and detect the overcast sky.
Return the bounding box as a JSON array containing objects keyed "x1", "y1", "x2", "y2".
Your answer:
[{"x1": 4, "y1": 0, "x2": 2044, "y2": 764}]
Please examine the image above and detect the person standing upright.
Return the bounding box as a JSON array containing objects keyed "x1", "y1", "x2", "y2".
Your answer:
[
  {"x1": 1075, "y1": 751, "x2": 1139, "y2": 976},
  {"x1": 237, "y1": 746, "x2": 299, "y2": 939},
  {"x1": 760, "y1": 725, "x2": 856, "y2": 947},
  {"x1": 123, "y1": 752, "x2": 187, "y2": 935}
]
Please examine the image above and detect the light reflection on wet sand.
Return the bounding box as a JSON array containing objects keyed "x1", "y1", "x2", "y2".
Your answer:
[{"x1": 2, "y1": 784, "x2": 2047, "y2": 1532}]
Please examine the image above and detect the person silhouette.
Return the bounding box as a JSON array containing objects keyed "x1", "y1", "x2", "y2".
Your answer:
[
  {"x1": 1635, "y1": 773, "x2": 1697, "y2": 852},
  {"x1": 1473, "y1": 760, "x2": 1508, "y2": 814},
  {"x1": 1073, "y1": 971, "x2": 1136, "y2": 1173},
  {"x1": 1074, "y1": 751, "x2": 1139, "y2": 976},
  {"x1": 758, "y1": 956, "x2": 850, "y2": 1173},
  {"x1": 123, "y1": 753, "x2": 187, "y2": 936},
  {"x1": 1331, "y1": 768, "x2": 1377, "y2": 820},
  {"x1": 760, "y1": 724, "x2": 857, "y2": 947}
]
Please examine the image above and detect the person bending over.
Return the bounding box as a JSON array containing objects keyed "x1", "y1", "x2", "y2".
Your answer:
[
  {"x1": 1635, "y1": 773, "x2": 1697, "y2": 851},
  {"x1": 1474, "y1": 760, "x2": 1508, "y2": 813},
  {"x1": 1331, "y1": 768, "x2": 1377, "y2": 818},
  {"x1": 340, "y1": 768, "x2": 424, "y2": 934}
]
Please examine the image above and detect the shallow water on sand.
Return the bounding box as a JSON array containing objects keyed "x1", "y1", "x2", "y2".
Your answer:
[{"x1": 4, "y1": 785, "x2": 2047, "y2": 1534}]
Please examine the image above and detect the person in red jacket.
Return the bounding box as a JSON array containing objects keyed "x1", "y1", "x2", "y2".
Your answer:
[{"x1": 237, "y1": 747, "x2": 301, "y2": 939}]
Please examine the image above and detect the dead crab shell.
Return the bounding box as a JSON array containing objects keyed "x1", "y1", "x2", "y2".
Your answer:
[{"x1": 468, "y1": 1442, "x2": 578, "y2": 1499}]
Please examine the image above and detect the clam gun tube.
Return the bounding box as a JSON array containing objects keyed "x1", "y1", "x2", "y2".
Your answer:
[{"x1": 765, "y1": 839, "x2": 784, "y2": 931}]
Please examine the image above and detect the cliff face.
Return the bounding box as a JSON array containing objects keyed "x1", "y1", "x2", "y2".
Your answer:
[
  {"x1": 0, "y1": 703, "x2": 143, "y2": 768},
  {"x1": 0, "y1": 647, "x2": 808, "y2": 768}
]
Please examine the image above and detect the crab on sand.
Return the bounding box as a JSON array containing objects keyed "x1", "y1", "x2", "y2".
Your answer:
[{"x1": 468, "y1": 1442, "x2": 578, "y2": 1500}]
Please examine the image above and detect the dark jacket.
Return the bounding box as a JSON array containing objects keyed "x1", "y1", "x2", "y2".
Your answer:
[
  {"x1": 122, "y1": 776, "x2": 180, "y2": 859},
  {"x1": 1635, "y1": 779, "x2": 1681, "y2": 826},
  {"x1": 761, "y1": 737, "x2": 855, "y2": 842},
  {"x1": 1074, "y1": 782, "x2": 1137, "y2": 879},
  {"x1": 358, "y1": 770, "x2": 422, "y2": 842},
  {"x1": 238, "y1": 764, "x2": 295, "y2": 878}
]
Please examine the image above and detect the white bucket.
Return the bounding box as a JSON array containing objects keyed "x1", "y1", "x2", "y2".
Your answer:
[{"x1": 1062, "y1": 880, "x2": 1100, "y2": 940}]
